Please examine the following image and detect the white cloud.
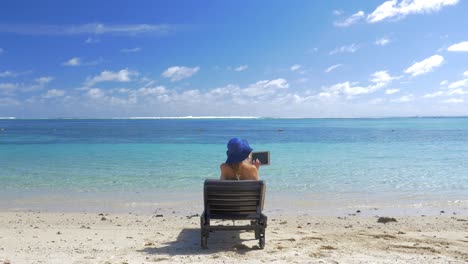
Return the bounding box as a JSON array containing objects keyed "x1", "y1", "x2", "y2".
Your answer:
[
  {"x1": 440, "y1": 80, "x2": 448, "y2": 86},
  {"x1": 375, "y1": 37, "x2": 391, "y2": 46},
  {"x1": 86, "y1": 88, "x2": 105, "y2": 99},
  {"x1": 0, "y1": 97, "x2": 20, "y2": 106},
  {"x1": 448, "y1": 79, "x2": 468, "y2": 89},
  {"x1": 423, "y1": 91, "x2": 444, "y2": 98},
  {"x1": 121, "y1": 47, "x2": 141, "y2": 53},
  {"x1": 43, "y1": 89, "x2": 65, "y2": 98},
  {"x1": 243, "y1": 79, "x2": 289, "y2": 96},
  {"x1": 85, "y1": 37, "x2": 100, "y2": 44},
  {"x1": 63, "y1": 57, "x2": 102, "y2": 67},
  {"x1": 447, "y1": 41, "x2": 468, "y2": 52},
  {"x1": 370, "y1": 70, "x2": 395, "y2": 84},
  {"x1": 290, "y1": 64, "x2": 301, "y2": 71},
  {"x1": 385, "y1": 89, "x2": 400, "y2": 95},
  {"x1": 325, "y1": 64, "x2": 343, "y2": 73},
  {"x1": 404, "y1": 55, "x2": 444, "y2": 77},
  {"x1": 0, "y1": 71, "x2": 15, "y2": 78},
  {"x1": 464, "y1": 71, "x2": 468, "y2": 77},
  {"x1": 329, "y1": 44, "x2": 358, "y2": 55},
  {"x1": 0, "y1": 23, "x2": 173, "y2": 36},
  {"x1": 86, "y1": 69, "x2": 138, "y2": 86},
  {"x1": 367, "y1": 0, "x2": 459, "y2": 23},
  {"x1": 161, "y1": 66, "x2": 199, "y2": 82},
  {"x1": 448, "y1": 88, "x2": 468, "y2": 95},
  {"x1": 391, "y1": 95, "x2": 413, "y2": 103},
  {"x1": 63, "y1": 57, "x2": 81, "y2": 66},
  {"x1": 442, "y1": 98, "x2": 464, "y2": 103},
  {"x1": 334, "y1": 11, "x2": 365, "y2": 27},
  {"x1": 327, "y1": 82, "x2": 371, "y2": 96},
  {"x1": 321, "y1": 70, "x2": 395, "y2": 98},
  {"x1": 137, "y1": 86, "x2": 167, "y2": 96},
  {"x1": 333, "y1": 10, "x2": 344, "y2": 16},
  {"x1": 36, "y1": 76, "x2": 54, "y2": 84},
  {"x1": 234, "y1": 65, "x2": 248, "y2": 72},
  {"x1": 0, "y1": 83, "x2": 18, "y2": 94}
]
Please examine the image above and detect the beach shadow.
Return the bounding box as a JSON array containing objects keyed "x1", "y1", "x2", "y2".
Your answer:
[{"x1": 138, "y1": 228, "x2": 261, "y2": 256}]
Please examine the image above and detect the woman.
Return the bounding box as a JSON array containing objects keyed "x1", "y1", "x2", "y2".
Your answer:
[{"x1": 220, "y1": 138, "x2": 260, "y2": 180}]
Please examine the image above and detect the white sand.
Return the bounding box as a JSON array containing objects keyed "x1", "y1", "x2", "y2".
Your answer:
[{"x1": 0, "y1": 211, "x2": 467, "y2": 264}]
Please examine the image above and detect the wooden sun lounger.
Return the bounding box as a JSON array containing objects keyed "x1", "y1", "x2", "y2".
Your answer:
[{"x1": 200, "y1": 179, "x2": 267, "y2": 249}]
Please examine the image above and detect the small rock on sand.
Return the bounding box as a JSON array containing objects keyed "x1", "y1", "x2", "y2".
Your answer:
[{"x1": 377, "y1": 217, "x2": 397, "y2": 224}]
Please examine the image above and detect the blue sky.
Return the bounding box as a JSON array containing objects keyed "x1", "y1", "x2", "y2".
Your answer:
[{"x1": 0, "y1": 0, "x2": 467, "y2": 118}]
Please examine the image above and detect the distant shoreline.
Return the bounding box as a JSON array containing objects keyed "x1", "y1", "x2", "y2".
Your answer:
[{"x1": 2, "y1": 116, "x2": 468, "y2": 120}]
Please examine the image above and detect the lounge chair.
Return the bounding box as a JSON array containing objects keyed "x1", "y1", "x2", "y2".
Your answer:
[{"x1": 200, "y1": 179, "x2": 267, "y2": 249}]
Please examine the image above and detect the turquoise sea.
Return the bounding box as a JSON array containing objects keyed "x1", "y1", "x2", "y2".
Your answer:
[{"x1": 0, "y1": 118, "x2": 467, "y2": 215}]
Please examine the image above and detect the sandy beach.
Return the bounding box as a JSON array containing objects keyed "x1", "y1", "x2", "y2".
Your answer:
[{"x1": 1, "y1": 210, "x2": 467, "y2": 264}]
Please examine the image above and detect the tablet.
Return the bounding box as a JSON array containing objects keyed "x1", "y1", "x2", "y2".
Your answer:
[{"x1": 252, "y1": 151, "x2": 270, "y2": 165}]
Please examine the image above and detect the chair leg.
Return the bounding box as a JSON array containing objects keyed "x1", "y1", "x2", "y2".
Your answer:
[
  {"x1": 200, "y1": 215, "x2": 209, "y2": 249},
  {"x1": 258, "y1": 215, "x2": 267, "y2": 249},
  {"x1": 258, "y1": 231, "x2": 265, "y2": 249}
]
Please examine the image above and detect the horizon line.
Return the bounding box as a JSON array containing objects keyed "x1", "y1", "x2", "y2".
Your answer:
[{"x1": 2, "y1": 115, "x2": 468, "y2": 120}]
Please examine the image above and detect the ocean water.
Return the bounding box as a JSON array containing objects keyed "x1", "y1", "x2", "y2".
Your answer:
[{"x1": 1, "y1": 118, "x2": 467, "y2": 214}]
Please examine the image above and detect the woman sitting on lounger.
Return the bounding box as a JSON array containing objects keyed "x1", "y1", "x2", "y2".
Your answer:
[{"x1": 220, "y1": 138, "x2": 260, "y2": 180}]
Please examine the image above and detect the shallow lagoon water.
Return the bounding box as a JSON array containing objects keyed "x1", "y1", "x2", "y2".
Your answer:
[{"x1": 1, "y1": 118, "x2": 467, "y2": 215}]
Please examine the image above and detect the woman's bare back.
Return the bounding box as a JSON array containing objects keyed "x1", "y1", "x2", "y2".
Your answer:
[{"x1": 220, "y1": 162, "x2": 259, "y2": 180}]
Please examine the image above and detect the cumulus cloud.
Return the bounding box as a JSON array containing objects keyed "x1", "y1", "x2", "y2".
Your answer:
[
  {"x1": 120, "y1": 47, "x2": 141, "y2": 53},
  {"x1": 36, "y1": 76, "x2": 54, "y2": 84},
  {"x1": 442, "y1": 98, "x2": 464, "y2": 103},
  {"x1": 86, "y1": 88, "x2": 105, "y2": 99},
  {"x1": 334, "y1": 11, "x2": 365, "y2": 27},
  {"x1": 367, "y1": 0, "x2": 459, "y2": 23},
  {"x1": 385, "y1": 89, "x2": 400, "y2": 95},
  {"x1": 391, "y1": 95, "x2": 413, "y2": 103},
  {"x1": 0, "y1": 83, "x2": 18, "y2": 95},
  {"x1": 447, "y1": 41, "x2": 468, "y2": 52},
  {"x1": 234, "y1": 65, "x2": 248, "y2": 72},
  {"x1": 86, "y1": 69, "x2": 138, "y2": 86},
  {"x1": 43, "y1": 89, "x2": 65, "y2": 98},
  {"x1": 321, "y1": 70, "x2": 395, "y2": 98},
  {"x1": 333, "y1": 10, "x2": 344, "y2": 16},
  {"x1": 404, "y1": 55, "x2": 444, "y2": 77},
  {"x1": 423, "y1": 91, "x2": 445, "y2": 98},
  {"x1": 85, "y1": 37, "x2": 100, "y2": 44},
  {"x1": 325, "y1": 64, "x2": 343, "y2": 73},
  {"x1": 465, "y1": 71, "x2": 468, "y2": 77},
  {"x1": 0, "y1": 97, "x2": 20, "y2": 106},
  {"x1": 290, "y1": 64, "x2": 301, "y2": 71},
  {"x1": 329, "y1": 44, "x2": 358, "y2": 55},
  {"x1": 137, "y1": 86, "x2": 167, "y2": 96},
  {"x1": 375, "y1": 37, "x2": 391, "y2": 46},
  {"x1": 447, "y1": 88, "x2": 468, "y2": 95},
  {"x1": 0, "y1": 71, "x2": 15, "y2": 78},
  {"x1": 161, "y1": 66, "x2": 199, "y2": 82},
  {"x1": 63, "y1": 57, "x2": 81, "y2": 66},
  {"x1": 448, "y1": 79, "x2": 468, "y2": 89},
  {"x1": 370, "y1": 70, "x2": 395, "y2": 84},
  {"x1": 243, "y1": 79, "x2": 289, "y2": 96},
  {"x1": 79, "y1": 78, "x2": 292, "y2": 109}
]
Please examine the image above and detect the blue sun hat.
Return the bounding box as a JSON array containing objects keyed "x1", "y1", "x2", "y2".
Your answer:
[{"x1": 225, "y1": 138, "x2": 253, "y2": 164}]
